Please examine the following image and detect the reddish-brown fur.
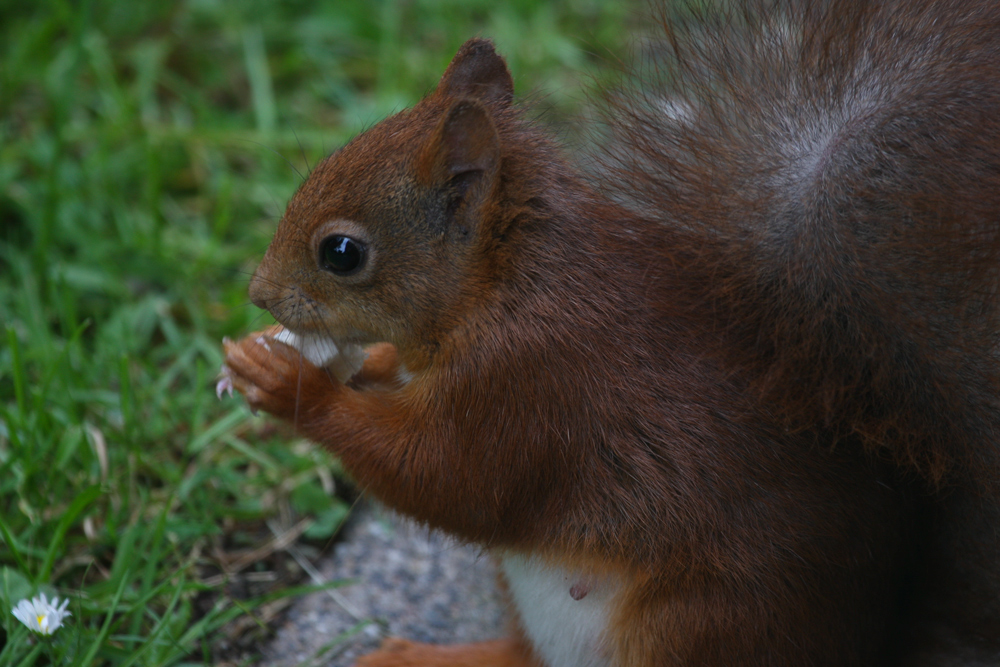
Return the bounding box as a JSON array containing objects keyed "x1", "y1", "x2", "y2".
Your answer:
[{"x1": 223, "y1": 1, "x2": 1000, "y2": 664}]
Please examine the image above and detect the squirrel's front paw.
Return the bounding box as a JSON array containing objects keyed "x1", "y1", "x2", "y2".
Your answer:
[{"x1": 220, "y1": 327, "x2": 339, "y2": 422}]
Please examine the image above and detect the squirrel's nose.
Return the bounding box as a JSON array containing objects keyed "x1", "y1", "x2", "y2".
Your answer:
[{"x1": 248, "y1": 266, "x2": 276, "y2": 311}]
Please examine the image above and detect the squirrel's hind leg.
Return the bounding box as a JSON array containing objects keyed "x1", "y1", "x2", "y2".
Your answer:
[{"x1": 354, "y1": 637, "x2": 540, "y2": 667}]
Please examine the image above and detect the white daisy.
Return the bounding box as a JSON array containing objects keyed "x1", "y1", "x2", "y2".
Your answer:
[{"x1": 11, "y1": 593, "x2": 71, "y2": 636}]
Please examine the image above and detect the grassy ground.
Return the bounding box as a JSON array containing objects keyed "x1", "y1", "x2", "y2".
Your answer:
[{"x1": 0, "y1": 1, "x2": 632, "y2": 664}]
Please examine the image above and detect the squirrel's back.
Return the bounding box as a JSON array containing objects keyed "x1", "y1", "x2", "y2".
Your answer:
[
  {"x1": 603, "y1": 0, "x2": 1000, "y2": 488},
  {"x1": 602, "y1": 0, "x2": 1000, "y2": 659}
]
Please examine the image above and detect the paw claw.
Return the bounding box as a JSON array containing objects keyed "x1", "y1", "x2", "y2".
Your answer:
[
  {"x1": 216, "y1": 378, "x2": 232, "y2": 400},
  {"x1": 216, "y1": 366, "x2": 234, "y2": 400}
]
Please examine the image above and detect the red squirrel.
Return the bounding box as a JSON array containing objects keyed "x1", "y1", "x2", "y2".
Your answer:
[{"x1": 221, "y1": 0, "x2": 1000, "y2": 664}]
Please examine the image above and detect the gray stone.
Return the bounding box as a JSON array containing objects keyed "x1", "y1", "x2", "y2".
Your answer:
[{"x1": 256, "y1": 503, "x2": 507, "y2": 667}]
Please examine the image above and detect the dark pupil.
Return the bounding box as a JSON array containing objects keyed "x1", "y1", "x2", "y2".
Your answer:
[{"x1": 320, "y1": 235, "x2": 364, "y2": 274}]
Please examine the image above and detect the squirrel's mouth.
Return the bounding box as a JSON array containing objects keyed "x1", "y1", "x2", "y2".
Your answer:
[{"x1": 272, "y1": 328, "x2": 368, "y2": 384}]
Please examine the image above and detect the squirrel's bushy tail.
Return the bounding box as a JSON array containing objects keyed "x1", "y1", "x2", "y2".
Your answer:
[{"x1": 598, "y1": 0, "x2": 1000, "y2": 490}]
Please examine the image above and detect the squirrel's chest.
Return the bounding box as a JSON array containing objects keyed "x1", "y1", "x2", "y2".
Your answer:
[{"x1": 498, "y1": 554, "x2": 617, "y2": 667}]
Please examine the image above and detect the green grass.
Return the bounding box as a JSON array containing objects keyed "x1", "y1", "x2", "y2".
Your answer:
[{"x1": 0, "y1": 0, "x2": 631, "y2": 664}]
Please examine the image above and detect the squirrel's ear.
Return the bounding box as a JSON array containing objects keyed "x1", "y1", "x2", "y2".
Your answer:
[
  {"x1": 417, "y1": 100, "x2": 499, "y2": 218},
  {"x1": 436, "y1": 39, "x2": 513, "y2": 106},
  {"x1": 418, "y1": 99, "x2": 499, "y2": 185}
]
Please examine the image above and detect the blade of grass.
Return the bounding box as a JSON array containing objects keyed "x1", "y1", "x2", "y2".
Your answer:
[
  {"x1": 6, "y1": 328, "x2": 26, "y2": 421},
  {"x1": 107, "y1": 515, "x2": 140, "y2": 584},
  {"x1": 38, "y1": 484, "x2": 102, "y2": 583},
  {"x1": 222, "y1": 434, "x2": 280, "y2": 473},
  {"x1": 165, "y1": 580, "x2": 346, "y2": 662},
  {"x1": 130, "y1": 502, "x2": 171, "y2": 640},
  {"x1": 118, "y1": 354, "x2": 134, "y2": 442},
  {"x1": 77, "y1": 569, "x2": 130, "y2": 667},
  {"x1": 303, "y1": 619, "x2": 375, "y2": 667},
  {"x1": 186, "y1": 407, "x2": 247, "y2": 455},
  {"x1": 0, "y1": 515, "x2": 29, "y2": 575},
  {"x1": 116, "y1": 574, "x2": 186, "y2": 667},
  {"x1": 11, "y1": 643, "x2": 43, "y2": 667},
  {"x1": 0, "y1": 618, "x2": 31, "y2": 667},
  {"x1": 242, "y1": 24, "x2": 276, "y2": 136}
]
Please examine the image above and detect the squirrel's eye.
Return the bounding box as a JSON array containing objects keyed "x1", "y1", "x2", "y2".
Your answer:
[{"x1": 319, "y1": 235, "x2": 366, "y2": 275}]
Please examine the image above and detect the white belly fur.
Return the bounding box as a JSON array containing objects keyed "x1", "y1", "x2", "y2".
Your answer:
[{"x1": 498, "y1": 554, "x2": 616, "y2": 667}]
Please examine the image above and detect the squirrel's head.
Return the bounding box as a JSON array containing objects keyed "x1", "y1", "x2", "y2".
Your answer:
[{"x1": 249, "y1": 39, "x2": 525, "y2": 373}]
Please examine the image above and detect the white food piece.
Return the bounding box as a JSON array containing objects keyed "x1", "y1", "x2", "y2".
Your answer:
[{"x1": 272, "y1": 329, "x2": 367, "y2": 384}]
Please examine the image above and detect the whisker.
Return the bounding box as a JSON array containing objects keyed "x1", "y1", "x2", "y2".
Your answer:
[
  {"x1": 236, "y1": 137, "x2": 305, "y2": 183},
  {"x1": 292, "y1": 127, "x2": 314, "y2": 180},
  {"x1": 294, "y1": 347, "x2": 304, "y2": 430}
]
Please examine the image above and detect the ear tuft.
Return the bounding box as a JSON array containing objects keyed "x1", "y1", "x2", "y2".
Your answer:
[{"x1": 437, "y1": 38, "x2": 514, "y2": 106}]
